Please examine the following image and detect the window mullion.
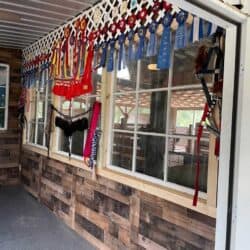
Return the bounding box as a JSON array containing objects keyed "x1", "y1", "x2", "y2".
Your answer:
[
  {"x1": 132, "y1": 60, "x2": 141, "y2": 174},
  {"x1": 164, "y1": 45, "x2": 175, "y2": 183},
  {"x1": 43, "y1": 69, "x2": 49, "y2": 147},
  {"x1": 107, "y1": 67, "x2": 116, "y2": 166},
  {"x1": 34, "y1": 78, "x2": 39, "y2": 144}
]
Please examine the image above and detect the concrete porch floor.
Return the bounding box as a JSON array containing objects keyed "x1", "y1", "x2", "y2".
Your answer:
[{"x1": 0, "y1": 186, "x2": 96, "y2": 250}]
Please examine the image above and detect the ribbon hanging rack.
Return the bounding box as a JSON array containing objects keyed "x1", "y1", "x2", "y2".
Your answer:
[{"x1": 22, "y1": 0, "x2": 217, "y2": 65}]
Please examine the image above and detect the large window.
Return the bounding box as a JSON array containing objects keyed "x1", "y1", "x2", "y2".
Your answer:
[
  {"x1": 108, "y1": 33, "x2": 223, "y2": 193},
  {"x1": 28, "y1": 66, "x2": 51, "y2": 147},
  {"x1": 0, "y1": 64, "x2": 9, "y2": 130}
]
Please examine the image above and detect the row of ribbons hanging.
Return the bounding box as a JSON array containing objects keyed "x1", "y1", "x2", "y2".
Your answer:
[{"x1": 23, "y1": 1, "x2": 217, "y2": 101}]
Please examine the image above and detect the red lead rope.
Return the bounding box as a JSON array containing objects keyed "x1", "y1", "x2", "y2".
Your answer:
[{"x1": 193, "y1": 103, "x2": 209, "y2": 206}]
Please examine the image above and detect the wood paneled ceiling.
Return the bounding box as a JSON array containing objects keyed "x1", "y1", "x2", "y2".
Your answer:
[{"x1": 0, "y1": 0, "x2": 97, "y2": 50}]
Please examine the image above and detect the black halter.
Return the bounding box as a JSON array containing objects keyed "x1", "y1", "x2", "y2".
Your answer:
[{"x1": 46, "y1": 104, "x2": 90, "y2": 158}]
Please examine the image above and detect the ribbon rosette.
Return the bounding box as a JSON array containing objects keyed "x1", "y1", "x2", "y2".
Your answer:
[
  {"x1": 175, "y1": 10, "x2": 188, "y2": 50},
  {"x1": 157, "y1": 13, "x2": 173, "y2": 70},
  {"x1": 146, "y1": 21, "x2": 158, "y2": 57}
]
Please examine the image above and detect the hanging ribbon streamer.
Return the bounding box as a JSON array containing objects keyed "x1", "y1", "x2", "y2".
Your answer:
[
  {"x1": 199, "y1": 18, "x2": 204, "y2": 40},
  {"x1": 78, "y1": 39, "x2": 95, "y2": 96},
  {"x1": 107, "y1": 39, "x2": 116, "y2": 72},
  {"x1": 193, "y1": 103, "x2": 209, "y2": 206},
  {"x1": 136, "y1": 27, "x2": 146, "y2": 60},
  {"x1": 100, "y1": 42, "x2": 107, "y2": 68},
  {"x1": 89, "y1": 130, "x2": 101, "y2": 169},
  {"x1": 157, "y1": 13, "x2": 173, "y2": 70},
  {"x1": 207, "y1": 22, "x2": 218, "y2": 37},
  {"x1": 83, "y1": 101, "x2": 102, "y2": 158},
  {"x1": 175, "y1": 10, "x2": 188, "y2": 50},
  {"x1": 146, "y1": 21, "x2": 158, "y2": 57},
  {"x1": 128, "y1": 31, "x2": 135, "y2": 61},
  {"x1": 118, "y1": 34, "x2": 126, "y2": 71}
]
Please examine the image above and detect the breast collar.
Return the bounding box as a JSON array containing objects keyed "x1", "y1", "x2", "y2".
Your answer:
[
  {"x1": 46, "y1": 104, "x2": 91, "y2": 158},
  {"x1": 193, "y1": 31, "x2": 224, "y2": 206}
]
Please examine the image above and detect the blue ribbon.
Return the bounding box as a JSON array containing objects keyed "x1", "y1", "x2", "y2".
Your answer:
[
  {"x1": 146, "y1": 21, "x2": 158, "y2": 57},
  {"x1": 128, "y1": 30, "x2": 135, "y2": 61},
  {"x1": 118, "y1": 34, "x2": 126, "y2": 71},
  {"x1": 136, "y1": 27, "x2": 146, "y2": 60},
  {"x1": 207, "y1": 22, "x2": 212, "y2": 37},
  {"x1": 199, "y1": 18, "x2": 204, "y2": 40},
  {"x1": 175, "y1": 10, "x2": 188, "y2": 50},
  {"x1": 107, "y1": 39, "x2": 116, "y2": 72},
  {"x1": 100, "y1": 42, "x2": 107, "y2": 68},
  {"x1": 157, "y1": 14, "x2": 173, "y2": 70}
]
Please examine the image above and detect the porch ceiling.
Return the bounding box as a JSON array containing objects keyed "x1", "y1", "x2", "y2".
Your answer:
[{"x1": 0, "y1": 0, "x2": 97, "y2": 50}]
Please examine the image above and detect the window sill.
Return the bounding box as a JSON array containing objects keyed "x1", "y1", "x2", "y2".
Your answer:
[
  {"x1": 23, "y1": 144, "x2": 91, "y2": 172},
  {"x1": 23, "y1": 144, "x2": 216, "y2": 218}
]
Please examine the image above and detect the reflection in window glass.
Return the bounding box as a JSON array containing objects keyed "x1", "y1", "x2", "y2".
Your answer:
[
  {"x1": 113, "y1": 94, "x2": 136, "y2": 131},
  {"x1": 136, "y1": 134, "x2": 165, "y2": 179},
  {"x1": 28, "y1": 66, "x2": 50, "y2": 146},
  {"x1": 0, "y1": 109, "x2": 5, "y2": 128},
  {"x1": 115, "y1": 62, "x2": 137, "y2": 92},
  {"x1": 37, "y1": 123, "x2": 44, "y2": 146},
  {"x1": 0, "y1": 87, "x2": 6, "y2": 107},
  {"x1": 29, "y1": 123, "x2": 36, "y2": 144},
  {"x1": 137, "y1": 92, "x2": 167, "y2": 134},
  {"x1": 111, "y1": 131, "x2": 133, "y2": 170},
  {"x1": 140, "y1": 56, "x2": 169, "y2": 89},
  {"x1": 0, "y1": 65, "x2": 8, "y2": 129},
  {"x1": 169, "y1": 89, "x2": 205, "y2": 136},
  {"x1": 167, "y1": 137, "x2": 208, "y2": 192}
]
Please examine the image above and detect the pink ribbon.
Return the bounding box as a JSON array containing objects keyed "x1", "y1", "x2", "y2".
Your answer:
[{"x1": 83, "y1": 101, "x2": 101, "y2": 158}]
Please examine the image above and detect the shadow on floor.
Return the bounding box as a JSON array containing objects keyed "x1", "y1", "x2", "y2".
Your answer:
[{"x1": 0, "y1": 186, "x2": 96, "y2": 250}]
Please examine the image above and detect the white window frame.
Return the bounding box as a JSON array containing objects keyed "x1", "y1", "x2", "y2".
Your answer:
[
  {"x1": 107, "y1": 56, "x2": 212, "y2": 197},
  {"x1": 0, "y1": 63, "x2": 9, "y2": 131},
  {"x1": 27, "y1": 67, "x2": 50, "y2": 148}
]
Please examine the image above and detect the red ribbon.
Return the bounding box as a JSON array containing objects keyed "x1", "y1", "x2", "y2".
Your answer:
[{"x1": 193, "y1": 103, "x2": 209, "y2": 206}]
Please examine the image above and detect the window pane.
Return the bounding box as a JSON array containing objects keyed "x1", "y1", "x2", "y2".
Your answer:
[
  {"x1": 37, "y1": 101, "x2": 45, "y2": 123},
  {"x1": 0, "y1": 87, "x2": 6, "y2": 107},
  {"x1": 169, "y1": 89, "x2": 206, "y2": 135},
  {"x1": 71, "y1": 131, "x2": 85, "y2": 156},
  {"x1": 140, "y1": 56, "x2": 169, "y2": 89},
  {"x1": 37, "y1": 123, "x2": 44, "y2": 146},
  {"x1": 29, "y1": 122, "x2": 36, "y2": 144},
  {"x1": 115, "y1": 63, "x2": 137, "y2": 92},
  {"x1": 0, "y1": 109, "x2": 5, "y2": 128},
  {"x1": 167, "y1": 137, "x2": 208, "y2": 192},
  {"x1": 59, "y1": 130, "x2": 85, "y2": 157},
  {"x1": 172, "y1": 41, "x2": 214, "y2": 87},
  {"x1": 136, "y1": 134, "x2": 165, "y2": 180},
  {"x1": 113, "y1": 94, "x2": 136, "y2": 131},
  {"x1": 137, "y1": 91, "x2": 167, "y2": 134},
  {"x1": 0, "y1": 66, "x2": 7, "y2": 86},
  {"x1": 92, "y1": 68, "x2": 102, "y2": 96},
  {"x1": 111, "y1": 131, "x2": 133, "y2": 170}
]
